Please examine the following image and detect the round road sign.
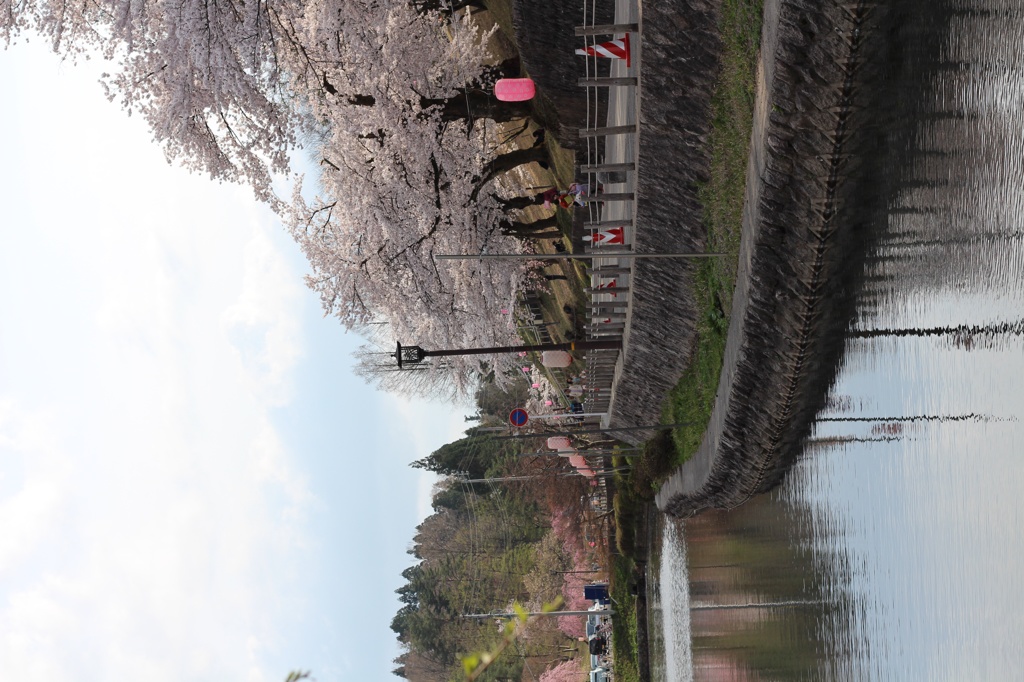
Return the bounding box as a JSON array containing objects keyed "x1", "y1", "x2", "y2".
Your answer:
[{"x1": 509, "y1": 408, "x2": 529, "y2": 427}]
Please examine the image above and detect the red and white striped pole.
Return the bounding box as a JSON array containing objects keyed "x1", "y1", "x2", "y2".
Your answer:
[{"x1": 575, "y1": 34, "x2": 631, "y2": 67}]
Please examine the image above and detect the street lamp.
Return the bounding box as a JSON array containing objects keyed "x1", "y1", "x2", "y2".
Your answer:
[
  {"x1": 393, "y1": 342, "x2": 426, "y2": 369},
  {"x1": 392, "y1": 338, "x2": 621, "y2": 369}
]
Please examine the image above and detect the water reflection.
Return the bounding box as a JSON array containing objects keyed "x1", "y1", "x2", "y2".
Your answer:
[
  {"x1": 654, "y1": 0, "x2": 1024, "y2": 678},
  {"x1": 647, "y1": 520, "x2": 694, "y2": 682}
]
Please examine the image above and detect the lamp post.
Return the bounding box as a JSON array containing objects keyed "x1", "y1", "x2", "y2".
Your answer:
[{"x1": 392, "y1": 339, "x2": 621, "y2": 369}]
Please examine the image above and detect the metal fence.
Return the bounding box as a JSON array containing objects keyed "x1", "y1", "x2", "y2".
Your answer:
[{"x1": 575, "y1": 1, "x2": 639, "y2": 425}]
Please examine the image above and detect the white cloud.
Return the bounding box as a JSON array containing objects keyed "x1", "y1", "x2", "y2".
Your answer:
[
  {"x1": 0, "y1": 46, "x2": 316, "y2": 680},
  {"x1": 416, "y1": 469, "x2": 439, "y2": 521},
  {"x1": 221, "y1": 215, "x2": 305, "y2": 407},
  {"x1": 0, "y1": 37, "x2": 464, "y2": 682},
  {"x1": 0, "y1": 403, "x2": 70, "y2": 576},
  {"x1": 388, "y1": 396, "x2": 470, "y2": 521}
]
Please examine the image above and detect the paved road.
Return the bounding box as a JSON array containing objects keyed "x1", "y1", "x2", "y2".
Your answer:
[{"x1": 584, "y1": 0, "x2": 639, "y2": 426}]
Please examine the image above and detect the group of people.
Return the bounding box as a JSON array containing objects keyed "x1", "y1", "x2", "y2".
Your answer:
[{"x1": 542, "y1": 182, "x2": 590, "y2": 209}]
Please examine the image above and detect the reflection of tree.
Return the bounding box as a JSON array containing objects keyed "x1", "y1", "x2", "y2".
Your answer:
[
  {"x1": 849, "y1": 319, "x2": 1024, "y2": 339},
  {"x1": 858, "y1": 61, "x2": 1024, "y2": 323},
  {"x1": 817, "y1": 412, "x2": 1000, "y2": 423},
  {"x1": 806, "y1": 434, "x2": 904, "y2": 448},
  {"x1": 682, "y1": 493, "x2": 859, "y2": 681}
]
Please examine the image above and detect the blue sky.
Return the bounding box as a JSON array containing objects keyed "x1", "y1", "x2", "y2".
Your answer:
[{"x1": 0, "y1": 41, "x2": 467, "y2": 681}]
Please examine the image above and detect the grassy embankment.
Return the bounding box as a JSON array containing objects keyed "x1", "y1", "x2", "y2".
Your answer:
[
  {"x1": 615, "y1": 0, "x2": 764, "y2": 538},
  {"x1": 609, "y1": 2, "x2": 764, "y2": 679},
  {"x1": 659, "y1": 0, "x2": 763, "y2": 469}
]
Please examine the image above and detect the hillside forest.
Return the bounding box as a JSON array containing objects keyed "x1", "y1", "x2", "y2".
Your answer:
[{"x1": 391, "y1": 376, "x2": 613, "y2": 682}]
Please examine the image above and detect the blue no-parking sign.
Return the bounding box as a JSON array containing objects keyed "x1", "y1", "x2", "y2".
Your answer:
[{"x1": 508, "y1": 408, "x2": 529, "y2": 427}]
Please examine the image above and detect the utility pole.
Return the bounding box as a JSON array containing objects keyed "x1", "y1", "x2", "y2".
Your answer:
[
  {"x1": 460, "y1": 471, "x2": 620, "y2": 484},
  {"x1": 489, "y1": 422, "x2": 699, "y2": 440},
  {"x1": 463, "y1": 608, "x2": 613, "y2": 620},
  {"x1": 517, "y1": 448, "x2": 642, "y2": 457}
]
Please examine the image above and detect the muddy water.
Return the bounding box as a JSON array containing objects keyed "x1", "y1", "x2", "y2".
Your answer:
[{"x1": 650, "y1": 1, "x2": 1024, "y2": 679}]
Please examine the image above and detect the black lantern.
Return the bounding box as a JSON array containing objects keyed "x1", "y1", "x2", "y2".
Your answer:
[{"x1": 394, "y1": 342, "x2": 427, "y2": 369}]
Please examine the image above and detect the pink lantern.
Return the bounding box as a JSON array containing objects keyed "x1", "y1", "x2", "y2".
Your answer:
[
  {"x1": 545, "y1": 400, "x2": 553, "y2": 406},
  {"x1": 547, "y1": 436, "x2": 572, "y2": 451},
  {"x1": 565, "y1": 452, "x2": 597, "y2": 478},
  {"x1": 532, "y1": 383, "x2": 541, "y2": 388},
  {"x1": 494, "y1": 78, "x2": 536, "y2": 102},
  {"x1": 541, "y1": 350, "x2": 573, "y2": 368}
]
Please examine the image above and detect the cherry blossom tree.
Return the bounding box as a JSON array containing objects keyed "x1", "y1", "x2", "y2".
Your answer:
[
  {"x1": 287, "y1": 116, "x2": 536, "y2": 397},
  {"x1": 539, "y1": 659, "x2": 586, "y2": 682},
  {"x1": 3, "y1": 0, "x2": 557, "y2": 398},
  {"x1": 281, "y1": 5, "x2": 561, "y2": 398},
  {"x1": 1, "y1": 0, "x2": 516, "y2": 202},
  {"x1": 1, "y1": 0, "x2": 316, "y2": 202}
]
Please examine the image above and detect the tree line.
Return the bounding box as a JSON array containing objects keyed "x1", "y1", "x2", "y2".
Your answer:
[{"x1": 392, "y1": 376, "x2": 607, "y2": 681}]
